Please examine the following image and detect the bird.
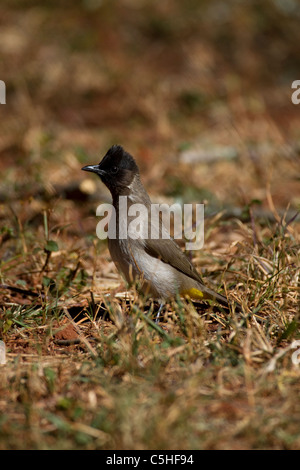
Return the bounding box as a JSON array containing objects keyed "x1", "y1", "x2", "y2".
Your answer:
[{"x1": 82, "y1": 145, "x2": 241, "y2": 319}]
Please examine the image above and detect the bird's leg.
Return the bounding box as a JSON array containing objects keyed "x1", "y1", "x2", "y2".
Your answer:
[{"x1": 155, "y1": 302, "x2": 164, "y2": 323}]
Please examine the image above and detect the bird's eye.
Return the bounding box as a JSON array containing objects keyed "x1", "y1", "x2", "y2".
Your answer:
[{"x1": 111, "y1": 166, "x2": 118, "y2": 174}]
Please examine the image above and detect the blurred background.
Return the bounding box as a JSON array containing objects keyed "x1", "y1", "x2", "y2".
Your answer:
[
  {"x1": 0, "y1": 0, "x2": 299, "y2": 291},
  {"x1": 1, "y1": 1, "x2": 300, "y2": 451}
]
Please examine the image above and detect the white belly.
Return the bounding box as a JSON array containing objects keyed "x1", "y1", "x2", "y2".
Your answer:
[{"x1": 108, "y1": 238, "x2": 178, "y2": 299}]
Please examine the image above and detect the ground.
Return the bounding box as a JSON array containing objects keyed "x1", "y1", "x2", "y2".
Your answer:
[{"x1": 0, "y1": 0, "x2": 299, "y2": 450}]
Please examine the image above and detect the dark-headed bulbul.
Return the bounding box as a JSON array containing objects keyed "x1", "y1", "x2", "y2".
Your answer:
[{"x1": 82, "y1": 145, "x2": 241, "y2": 318}]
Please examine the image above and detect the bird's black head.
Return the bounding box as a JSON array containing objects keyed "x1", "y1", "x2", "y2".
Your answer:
[{"x1": 82, "y1": 145, "x2": 139, "y2": 195}]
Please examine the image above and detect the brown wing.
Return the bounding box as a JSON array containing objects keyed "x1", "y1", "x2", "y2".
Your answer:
[
  {"x1": 145, "y1": 236, "x2": 241, "y2": 310},
  {"x1": 144, "y1": 234, "x2": 243, "y2": 310},
  {"x1": 144, "y1": 236, "x2": 204, "y2": 285}
]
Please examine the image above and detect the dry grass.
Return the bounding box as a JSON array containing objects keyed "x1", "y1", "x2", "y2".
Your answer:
[{"x1": 0, "y1": 0, "x2": 299, "y2": 450}]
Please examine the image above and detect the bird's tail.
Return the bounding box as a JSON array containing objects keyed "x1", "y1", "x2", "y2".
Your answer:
[{"x1": 187, "y1": 284, "x2": 242, "y2": 312}]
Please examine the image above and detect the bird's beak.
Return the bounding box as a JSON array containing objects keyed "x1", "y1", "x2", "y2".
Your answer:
[{"x1": 81, "y1": 164, "x2": 105, "y2": 175}]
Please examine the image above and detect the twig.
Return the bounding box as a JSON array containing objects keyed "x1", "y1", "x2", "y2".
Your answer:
[{"x1": 0, "y1": 283, "x2": 45, "y2": 299}]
